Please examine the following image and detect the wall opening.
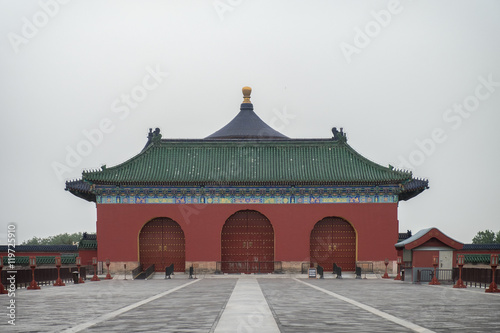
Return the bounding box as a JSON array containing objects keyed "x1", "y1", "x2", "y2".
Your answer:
[
  {"x1": 310, "y1": 217, "x2": 356, "y2": 272},
  {"x1": 139, "y1": 217, "x2": 185, "y2": 272},
  {"x1": 221, "y1": 210, "x2": 274, "y2": 273}
]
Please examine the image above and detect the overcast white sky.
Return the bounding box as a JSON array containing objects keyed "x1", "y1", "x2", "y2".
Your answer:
[{"x1": 1, "y1": 0, "x2": 499, "y2": 244}]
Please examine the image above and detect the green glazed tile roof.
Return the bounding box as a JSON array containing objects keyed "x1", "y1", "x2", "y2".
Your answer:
[
  {"x1": 2, "y1": 255, "x2": 77, "y2": 266},
  {"x1": 464, "y1": 254, "x2": 491, "y2": 264},
  {"x1": 81, "y1": 139, "x2": 414, "y2": 186},
  {"x1": 78, "y1": 239, "x2": 97, "y2": 249},
  {"x1": 66, "y1": 94, "x2": 428, "y2": 202}
]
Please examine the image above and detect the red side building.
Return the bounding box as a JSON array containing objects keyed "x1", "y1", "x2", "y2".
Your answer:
[
  {"x1": 0, "y1": 233, "x2": 97, "y2": 268},
  {"x1": 395, "y1": 228, "x2": 500, "y2": 282},
  {"x1": 66, "y1": 87, "x2": 428, "y2": 274}
]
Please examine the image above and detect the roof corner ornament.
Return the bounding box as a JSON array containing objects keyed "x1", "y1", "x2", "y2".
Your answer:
[
  {"x1": 152, "y1": 127, "x2": 162, "y2": 143},
  {"x1": 332, "y1": 127, "x2": 347, "y2": 142},
  {"x1": 242, "y1": 86, "x2": 252, "y2": 103}
]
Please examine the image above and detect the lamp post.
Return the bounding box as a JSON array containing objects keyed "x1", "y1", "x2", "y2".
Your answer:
[
  {"x1": 382, "y1": 258, "x2": 390, "y2": 278},
  {"x1": 429, "y1": 255, "x2": 441, "y2": 285},
  {"x1": 394, "y1": 256, "x2": 402, "y2": 281},
  {"x1": 76, "y1": 257, "x2": 85, "y2": 283},
  {"x1": 91, "y1": 257, "x2": 100, "y2": 281},
  {"x1": 105, "y1": 258, "x2": 113, "y2": 280},
  {"x1": 453, "y1": 254, "x2": 466, "y2": 288},
  {"x1": 0, "y1": 256, "x2": 8, "y2": 294},
  {"x1": 485, "y1": 254, "x2": 499, "y2": 293},
  {"x1": 27, "y1": 256, "x2": 41, "y2": 290},
  {"x1": 53, "y1": 256, "x2": 65, "y2": 286}
]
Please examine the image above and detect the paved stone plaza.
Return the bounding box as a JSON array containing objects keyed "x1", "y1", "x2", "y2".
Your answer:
[{"x1": 1, "y1": 274, "x2": 499, "y2": 332}]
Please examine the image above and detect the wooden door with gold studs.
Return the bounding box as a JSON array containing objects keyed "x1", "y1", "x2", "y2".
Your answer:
[
  {"x1": 310, "y1": 217, "x2": 356, "y2": 272},
  {"x1": 139, "y1": 217, "x2": 185, "y2": 272},
  {"x1": 221, "y1": 210, "x2": 274, "y2": 273}
]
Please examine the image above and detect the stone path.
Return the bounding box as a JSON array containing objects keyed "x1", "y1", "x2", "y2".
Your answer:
[
  {"x1": 214, "y1": 278, "x2": 279, "y2": 333},
  {"x1": 1, "y1": 275, "x2": 499, "y2": 332}
]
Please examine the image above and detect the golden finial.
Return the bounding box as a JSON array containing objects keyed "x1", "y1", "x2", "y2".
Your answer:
[{"x1": 242, "y1": 86, "x2": 252, "y2": 103}]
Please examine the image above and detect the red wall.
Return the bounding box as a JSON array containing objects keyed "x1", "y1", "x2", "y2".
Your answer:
[
  {"x1": 78, "y1": 249, "x2": 97, "y2": 266},
  {"x1": 96, "y1": 203, "x2": 399, "y2": 263},
  {"x1": 412, "y1": 250, "x2": 439, "y2": 267}
]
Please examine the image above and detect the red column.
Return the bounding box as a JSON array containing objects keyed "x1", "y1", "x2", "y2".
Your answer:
[
  {"x1": 91, "y1": 257, "x2": 100, "y2": 282},
  {"x1": 105, "y1": 258, "x2": 113, "y2": 280},
  {"x1": 429, "y1": 256, "x2": 440, "y2": 285},
  {"x1": 53, "y1": 256, "x2": 65, "y2": 286},
  {"x1": 486, "y1": 254, "x2": 499, "y2": 293},
  {"x1": 76, "y1": 257, "x2": 85, "y2": 283},
  {"x1": 394, "y1": 256, "x2": 402, "y2": 281},
  {"x1": 382, "y1": 258, "x2": 390, "y2": 278},
  {"x1": 453, "y1": 254, "x2": 466, "y2": 289},
  {"x1": 27, "y1": 256, "x2": 41, "y2": 290}
]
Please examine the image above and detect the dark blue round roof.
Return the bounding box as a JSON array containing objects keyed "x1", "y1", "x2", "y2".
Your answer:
[
  {"x1": 205, "y1": 87, "x2": 288, "y2": 140},
  {"x1": 206, "y1": 103, "x2": 288, "y2": 140}
]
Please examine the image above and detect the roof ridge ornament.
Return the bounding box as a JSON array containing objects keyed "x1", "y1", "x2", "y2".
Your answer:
[
  {"x1": 332, "y1": 127, "x2": 347, "y2": 142},
  {"x1": 151, "y1": 127, "x2": 162, "y2": 143},
  {"x1": 242, "y1": 86, "x2": 252, "y2": 103}
]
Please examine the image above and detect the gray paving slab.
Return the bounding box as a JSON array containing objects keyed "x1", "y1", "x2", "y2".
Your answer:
[
  {"x1": 302, "y1": 278, "x2": 500, "y2": 333},
  {"x1": 1, "y1": 275, "x2": 499, "y2": 332},
  {"x1": 259, "y1": 278, "x2": 415, "y2": 332},
  {"x1": 0, "y1": 277, "x2": 200, "y2": 332},
  {"x1": 83, "y1": 278, "x2": 236, "y2": 333}
]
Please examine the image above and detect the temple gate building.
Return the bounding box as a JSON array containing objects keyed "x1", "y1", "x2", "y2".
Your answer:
[{"x1": 66, "y1": 87, "x2": 428, "y2": 274}]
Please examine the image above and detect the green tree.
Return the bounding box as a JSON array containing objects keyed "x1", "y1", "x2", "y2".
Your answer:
[
  {"x1": 22, "y1": 232, "x2": 84, "y2": 245},
  {"x1": 472, "y1": 229, "x2": 499, "y2": 244}
]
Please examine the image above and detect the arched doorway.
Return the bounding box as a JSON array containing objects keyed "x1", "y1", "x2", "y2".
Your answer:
[
  {"x1": 139, "y1": 217, "x2": 185, "y2": 272},
  {"x1": 310, "y1": 217, "x2": 356, "y2": 272},
  {"x1": 221, "y1": 210, "x2": 274, "y2": 273}
]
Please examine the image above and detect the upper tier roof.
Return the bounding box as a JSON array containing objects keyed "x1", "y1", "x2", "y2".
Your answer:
[
  {"x1": 80, "y1": 138, "x2": 416, "y2": 186},
  {"x1": 206, "y1": 87, "x2": 288, "y2": 139},
  {"x1": 65, "y1": 86, "x2": 429, "y2": 202}
]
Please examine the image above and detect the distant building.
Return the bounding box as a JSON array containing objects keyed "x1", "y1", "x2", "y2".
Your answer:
[
  {"x1": 395, "y1": 228, "x2": 500, "y2": 282},
  {"x1": 0, "y1": 233, "x2": 96, "y2": 267},
  {"x1": 66, "y1": 87, "x2": 428, "y2": 273}
]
